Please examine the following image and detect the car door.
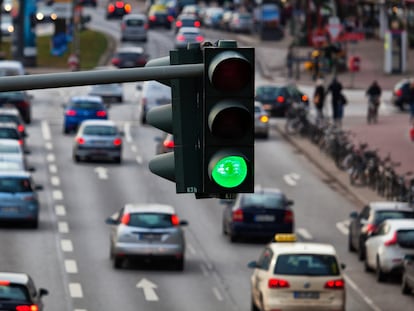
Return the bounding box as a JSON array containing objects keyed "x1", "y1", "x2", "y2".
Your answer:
[
  {"x1": 365, "y1": 222, "x2": 388, "y2": 268},
  {"x1": 252, "y1": 247, "x2": 274, "y2": 304}
]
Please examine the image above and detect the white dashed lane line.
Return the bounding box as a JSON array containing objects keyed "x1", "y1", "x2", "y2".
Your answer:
[
  {"x1": 69, "y1": 283, "x2": 83, "y2": 298},
  {"x1": 52, "y1": 190, "x2": 64, "y2": 200},
  {"x1": 61, "y1": 240, "x2": 74, "y2": 252},
  {"x1": 65, "y1": 260, "x2": 78, "y2": 274},
  {"x1": 58, "y1": 221, "x2": 69, "y2": 233},
  {"x1": 55, "y1": 205, "x2": 66, "y2": 216}
]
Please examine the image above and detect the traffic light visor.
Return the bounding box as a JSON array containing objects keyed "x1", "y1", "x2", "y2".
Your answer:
[
  {"x1": 210, "y1": 153, "x2": 248, "y2": 188},
  {"x1": 208, "y1": 51, "x2": 252, "y2": 92}
]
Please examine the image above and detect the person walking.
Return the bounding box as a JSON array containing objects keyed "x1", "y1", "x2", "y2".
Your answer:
[
  {"x1": 327, "y1": 76, "x2": 345, "y2": 128},
  {"x1": 366, "y1": 80, "x2": 382, "y2": 124},
  {"x1": 313, "y1": 78, "x2": 326, "y2": 123}
]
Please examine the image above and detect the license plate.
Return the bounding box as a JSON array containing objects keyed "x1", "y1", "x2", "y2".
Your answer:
[
  {"x1": 254, "y1": 215, "x2": 275, "y2": 222},
  {"x1": 294, "y1": 291, "x2": 320, "y2": 299}
]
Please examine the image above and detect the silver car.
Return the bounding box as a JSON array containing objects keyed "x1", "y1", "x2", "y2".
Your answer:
[
  {"x1": 174, "y1": 26, "x2": 205, "y2": 49},
  {"x1": 72, "y1": 120, "x2": 123, "y2": 163},
  {"x1": 138, "y1": 80, "x2": 171, "y2": 124},
  {"x1": 255, "y1": 101, "x2": 269, "y2": 139},
  {"x1": 105, "y1": 203, "x2": 188, "y2": 270},
  {"x1": 120, "y1": 13, "x2": 148, "y2": 42},
  {"x1": 88, "y1": 83, "x2": 123, "y2": 103}
]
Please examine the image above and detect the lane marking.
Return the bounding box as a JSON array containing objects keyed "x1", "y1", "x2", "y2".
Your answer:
[
  {"x1": 297, "y1": 228, "x2": 313, "y2": 240},
  {"x1": 344, "y1": 275, "x2": 382, "y2": 311},
  {"x1": 53, "y1": 190, "x2": 63, "y2": 200},
  {"x1": 49, "y1": 164, "x2": 58, "y2": 173},
  {"x1": 61, "y1": 239, "x2": 73, "y2": 252},
  {"x1": 124, "y1": 122, "x2": 132, "y2": 143},
  {"x1": 55, "y1": 205, "x2": 66, "y2": 216},
  {"x1": 51, "y1": 176, "x2": 60, "y2": 186},
  {"x1": 131, "y1": 145, "x2": 137, "y2": 152},
  {"x1": 41, "y1": 121, "x2": 51, "y2": 141},
  {"x1": 69, "y1": 283, "x2": 83, "y2": 298},
  {"x1": 336, "y1": 221, "x2": 349, "y2": 236},
  {"x1": 283, "y1": 173, "x2": 301, "y2": 186},
  {"x1": 45, "y1": 142, "x2": 53, "y2": 150},
  {"x1": 136, "y1": 279, "x2": 159, "y2": 301},
  {"x1": 187, "y1": 243, "x2": 196, "y2": 255},
  {"x1": 47, "y1": 153, "x2": 55, "y2": 162},
  {"x1": 65, "y1": 260, "x2": 78, "y2": 274},
  {"x1": 136, "y1": 155, "x2": 143, "y2": 165},
  {"x1": 200, "y1": 263, "x2": 209, "y2": 277},
  {"x1": 212, "y1": 287, "x2": 223, "y2": 301},
  {"x1": 58, "y1": 221, "x2": 69, "y2": 233}
]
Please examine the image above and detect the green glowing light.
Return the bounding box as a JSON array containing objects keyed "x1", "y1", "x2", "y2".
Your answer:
[{"x1": 211, "y1": 155, "x2": 247, "y2": 188}]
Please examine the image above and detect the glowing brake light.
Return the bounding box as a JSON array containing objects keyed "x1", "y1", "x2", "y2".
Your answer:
[
  {"x1": 176, "y1": 34, "x2": 185, "y2": 42},
  {"x1": 395, "y1": 89, "x2": 403, "y2": 97},
  {"x1": 115, "y1": 1, "x2": 124, "y2": 8},
  {"x1": 171, "y1": 214, "x2": 180, "y2": 226},
  {"x1": 324, "y1": 279, "x2": 345, "y2": 289},
  {"x1": 96, "y1": 110, "x2": 107, "y2": 117},
  {"x1": 259, "y1": 115, "x2": 269, "y2": 123},
  {"x1": 76, "y1": 137, "x2": 85, "y2": 145},
  {"x1": 277, "y1": 96, "x2": 285, "y2": 103},
  {"x1": 176, "y1": 20, "x2": 183, "y2": 27},
  {"x1": 0, "y1": 280, "x2": 10, "y2": 285},
  {"x1": 232, "y1": 209, "x2": 243, "y2": 222},
  {"x1": 384, "y1": 232, "x2": 398, "y2": 246},
  {"x1": 163, "y1": 139, "x2": 174, "y2": 148},
  {"x1": 268, "y1": 278, "x2": 290, "y2": 288},
  {"x1": 16, "y1": 305, "x2": 39, "y2": 311},
  {"x1": 121, "y1": 213, "x2": 130, "y2": 225},
  {"x1": 107, "y1": 4, "x2": 115, "y2": 13},
  {"x1": 66, "y1": 109, "x2": 77, "y2": 116},
  {"x1": 194, "y1": 20, "x2": 201, "y2": 27},
  {"x1": 301, "y1": 94, "x2": 308, "y2": 101},
  {"x1": 149, "y1": 15, "x2": 156, "y2": 22},
  {"x1": 196, "y1": 35, "x2": 204, "y2": 42},
  {"x1": 124, "y1": 4, "x2": 131, "y2": 13},
  {"x1": 113, "y1": 138, "x2": 122, "y2": 146},
  {"x1": 18, "y1": 124, "x2": 25, "y2": 133}
]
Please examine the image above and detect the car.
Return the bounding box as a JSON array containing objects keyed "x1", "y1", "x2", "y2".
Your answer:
[
  {"x1": 138, "y1": 80, "x2": 171, "y2": 124},
  {"x1": 174, "y1": 14, "x2": 201, "y2": 33},
  {"x1": 390, "y1": 78, "x2": 412, "y2": 111},
  {"x1": 1, "y1": 14, "x2": 13, "y2": 37},
  {"x1": 0, "y1": 60, "x2": 26, "y2": 76},
  {"x1": 88, "y1": 83, "x2": 123, "y2": 103},
  {"x1": 255, "y1": 84, "x2": 309, "y2": 117},
  {"x1": 35, "y1": 3, "x2": 58, "y2": 23},
  {"x1": 228, "y1": 12, "x2": 254, "y2": 34},
  {"x1": 105, "y1": 203, "x2": 188, "y2": 270},
  {"x1": 254, "y1": 101, "x2": 269, "y2": 139},
  {"x1": 248, "y1": 234, "x2": 346, "y2": 311},
  {"x1": 174, "y1": 26, "x2": 204, "y2": 49},
  {"x1": 72, "y1": 119, "x2": 123, "y2": 163},
  {"x1": 364, "y1": 219, "x2": 414, "y2": 282},
  {"x1": 106, "y1": 1, "x2": 131, "y2": 19},
  {"x1": 0, "y1": 139, "x2": 32, "y2": 171},
  {"x1": 402, "y1": 253, "x2": 414, "y2": 295},
  {"x1": 0, "y1": 170, "x2": 43, "y2": 228},
  {"x1": 348, "y1": 201, "x2": 414, "y2": 261},
  {"x1": 0, "y1": 91, "x2": 33, "y2": 124},
  {"x1": 1, "y1": 0, "x2": 12, "y2": 13},
  {"x1": 78, "y1": 0, "x2": 97, "y2": 7},
  {"x1": 202, "y1": 7, "x2": 224, "y2": 29},
  {"x1": 0, "y1": 122, "x2": 28, "y2": 152},
  {"x1": 222, "y1": 187, "x2": 295, "y2": 242},
  {"x1": 111, "y1": 46, "x2": 149, "y2": 68},
  {"x1": 120, "y1": 13, "x2": 148, "y2": 42},
  {"x1": 62, "y1": 96, "x2": 108, "y2": 134},
  {"x1": 0, "y1": 108, "x2": 27, "y2": 137},
  {"x1": 147, "y1": 4, "x2": 173, "y2": 29},
  {"x1": 0, "y1": 272, "x2": 48, "y2": 310},
  {"x1": 155, "y1": 133, "x2": 174, "y2": 154}
]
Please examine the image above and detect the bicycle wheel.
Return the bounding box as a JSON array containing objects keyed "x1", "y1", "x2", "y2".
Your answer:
[{"x1": 285, "y1": 118, "x2": 302, "y2": 135}]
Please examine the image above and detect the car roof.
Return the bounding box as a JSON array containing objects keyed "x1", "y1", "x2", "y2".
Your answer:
[
  {"x1": 116, "y1": 46, "x2": 144, "y2": 54},
  {"x1": 178, "y1": 26, "x2": 201, "y2": 34},
  {"x1": 0, "y1": 272, "x2": 30, "y2": 284},
  {"x1": 382, "y1": 218, "x2": 414, "y2": 228},
  {"x1": 267, "y1": 242, "x2": 338, "y2": 256},
  {"x1": 70, "y1": 95, "x2": 103, "y2": 103},
  {"x1": 0, "y1": 60, "x2": 24, "y2": 68},
  {"x1": 0, "y1": 170, "x2": 31, "y2": 177},
  {"x1": 0, "y1": 108, "x2": 20, "y2": 115},
  {"x1": 368, "y1": 201, "x2": 411, "y2": 211},
  {"x1": 123, "y1": 13, "x2": 147, "y2": 20},
  {"x1": 124, "y1": 203, "x2": 176, "y2": 215},
  {"x1": 80, "y1": 119, "x2": 116, "y2": 127},
  {"x1": 252, "y1": 186, "x2": 284, "y2": 195}
]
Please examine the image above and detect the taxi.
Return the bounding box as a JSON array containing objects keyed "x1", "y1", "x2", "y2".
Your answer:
[{"x1": 247, "y1": 234, "x2": 346, "y2": 311}]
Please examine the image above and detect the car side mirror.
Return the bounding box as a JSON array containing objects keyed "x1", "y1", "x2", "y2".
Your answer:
[
  {"x1": 286, "y1": 199, "x2": 294, "y2": 206},
  {"x1": 349, "y1": 211, "x2": 358, "y2": 219},
  {"x1": 119, "y1": 130, "x2": 125, "y2": 136},
  {"x1": 341, "y1": 263, "x2": 346, "y2": 270},
  {"x1": 39, "y1": 288, "x2": 48, "y2": 297},
  {"x1": 35, "y1": 184, "x2": 43, "y2": 191},
  {"x1": 27, "y1": 166, "x2": 35, "y2": 172},
  {"x1": 105, "y1": 217, "x2": 118, "y2": 225},
  {"x1": 179, "y1": 220, "x2": 188, "y2": 226},
  {"x1": 247, "y1": 261, "x2": 258, "y2": 269}
]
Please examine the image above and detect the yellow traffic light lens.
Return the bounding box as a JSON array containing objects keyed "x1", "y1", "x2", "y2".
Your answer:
[{"x1": 211, "y1": 155, "x2": 247, "y2": 188}]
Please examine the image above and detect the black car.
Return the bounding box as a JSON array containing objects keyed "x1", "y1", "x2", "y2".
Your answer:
[
  {"x1": 0, "y1": 91, "x2": 32, "y2": 124},
  {"x1": 391, "y1": 78, "x2": 412, "y2": 111},
  {"x1": 348, "y1": 201, "x2": 414, "y2": 261},
  {"x1": 0, "y1": 272, "x2": 48, "y2": 310},
  {"x1": 106, "y1": 1, "x2": 131, "y2": 19},
  {"x1": 222, "y1": 187, "x2": 294, "y2": 242},
  {"x1": 255, "y1": 84, "x2": 309, "y2": 117},
  {"x1": 174, "y1": 14, "x2": 201, "y2": 33},
  {"x1": 402, "y1": 254, "x2": 414, "y2": 295},
  {"x1": 111, "y1": 46, "x2": 149, "y2": 68}
]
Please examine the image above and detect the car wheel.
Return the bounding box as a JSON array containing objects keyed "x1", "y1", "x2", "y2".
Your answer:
[
  {"x1": 141, "y1": 114, "x2": 147, "y2": 124},
  {"x1": 113, "y1": 257, "x2": 124, "y2": 269},
  {"x1": 73, "y1": 154, "x2": 80, "y2": 162},
  {"x1": 358, "y1": 240, "x2": 365, "y2": 261},
  {"x1": 117, "y1": 97, "x2": 123, "y2": 103},
  {"x1": 63, "y1": 127, "x2": 70, "y2": 134},
  {"x1": 229, "y1": 232, "x2": 238, "y2": 243},
  {"x1": 364, "y1": 256, "x2": 372, "y2": 272},
  {"x1": 401, "y1": 274, "x2": 412, "y2": 295},
  {"x1": 175, "y1": 258, "x2": 184, "y2": 271},
  {"x1": 348, "y1": 233, "x2": 355, "y2": 252},
  {"x1": 114, "y1": 156, "x2": 122, "y2": 164},
  {"x1": 222, "y1": 222, "x2": 227, "y2": 235},
  {"x1": 29, "y1": 217, "x2": 38, "y2": 229},
  {"x1": 251, "y1": 297, "x2": 260, "y2": 311},
  {"x1": 376, "y1": 257, "x2": 387, "y2": 282}
]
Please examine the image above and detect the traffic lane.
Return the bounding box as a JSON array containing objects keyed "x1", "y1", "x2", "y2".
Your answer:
[{"x1": 255, "y1": 125, "x2": 414, "y2": 310}]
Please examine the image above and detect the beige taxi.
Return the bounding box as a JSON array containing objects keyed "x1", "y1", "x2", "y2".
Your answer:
[{"x1": 247, "y1": 234, "x2": 346, "y2": 311}]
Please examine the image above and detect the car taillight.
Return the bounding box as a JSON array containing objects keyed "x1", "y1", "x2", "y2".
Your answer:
[
  {"x1": 364, "y1": 223, "x2": 376, "y2": 234},
  {"x1": 18, "y1": 124, "x2": 25, "y2": 133},
  {"x1": 18, "y1": 139, "x2": 23, "y2": 146},
  {"x1": 194, "y1": 20, "x2": 201, "y2": 27},
  {"x1": 163, "y1": 140, "x2": 174, "y2": 148},
  {"x1": 277, "y1": 96, "x2": 285, "y2": 103},
  {"x1": 22, "y1": 195, "x2": 35, "y2": 201},
  {"x1": 268, "y1": 278, "x2": 290, "y2": 288},
  {"x1": 121, "y1": 23, "x2": 126, "y2": 31},
  {"x1": 167, "y1": 15, "x2": 174, "y2": 22},
  {"x1": 283, "y1": 210, "x2": 293, "y2": 223},
  {"x1": 171, "y1": 214, "x2": 180, "y2": 226},
  {"x1": 111, "y1": 58, "x2": 120, "y2": 66},
  {"x1": 149, "y1": 15, "x2": 156, "y2": 22},
  {"x1": 196, "y1": 35, "x2": 204, "y2": 42},
  {"x1": 16, "y1": 100, "x2": 29, "y2": 108},
  {"x1": 260, "y1": 115, "x2": 269, "y2": 123},
  {"x1": 113, "y1": 138, "x2": 122, "y2": 146},
  {"x1": 177, "y1": 34, "x2": 186, "y2": 41},
  {"x1": 144, "y1": 23, "x2": 149, "y2": 30},
  {"x1": 66, "y1": 109, "x2": 77, "y2": 116},
  {"x1": 16, "y1": 305, "x2": 39, "y2": 311},
  {"x1": 107, "y1": 4, "x2": 115, "y2": 13},
  {"x1": 384, "y1": 232, "x2": 398, "y2": 246},
  {"x1": 76, "y1": 137, "x2": 85, "y2": 145},
  {"x1": 176, "y1": 20, "x2": 183, "y2": 27},
  {"x1": 232, "y1": 209, "x2": 243, "y2": 222},
  {"x1": 0, "y1": 280, "x2": 10, "y2": 285},
  {"x1": 124, "y1": 4, "x2": 131, "y2": 13},
  {"x1": 324, "y1": 279, "x2": 345, "y2": 289},
  {"x1": 115, "y1": 1, "x2": 124, "y2": 8},
  {"x1": 137, "y1": 58, "x2": 147, "y2": 66},
  {"x1": 121, "y1": 213, "x2": 130, "y2": 225},
  {"x1": 96, "y1": 110, "x2": 107, "y2": 117},
  {"x1": 302, "y1": 94, "x2": 308, "y2": 102},
  {"x1": 395, "y1": 89, "x2": 403, "y2": 97}
]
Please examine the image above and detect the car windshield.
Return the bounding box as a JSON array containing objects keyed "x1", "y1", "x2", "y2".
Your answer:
[
  {"x1": 274, "y1": 254, "x2": 340, "y2": 276},
  {"x1": 128, "y1": 212, "x2": 174, "y2": 228},
  {"x1": 241, "y1": 193, "x2": 284, "y2": 209},
  {"x1": 0, "y1": 177, "x2": 32, "y2": 192},
  {"x1": 0, "y1": 115, "x2": 18, "y2": 123},
  {"x1": 0, "y1": 129, "x2": 19, "y2": 139},
  {"x1": 374, "y1": 211, "x2": 414, "y2": 225},
  {"x1": 0, "y1": 91, "x2": 24, "y2": 100},
  {"x1": 256, "y1": 86, "x2": 282, "y2": 98},
  {"x1": 83, "y1": 125, "x2": 117, "y2": 136},
  {"x1": 397, "y1": 229, "x2": 414, "y2": 248},
  {"x1": 126, "y1": 19, "x2": 144, "y2": 26},
  {"x1": 0, "y1": 284, "x2": 29, "y2": 301},
  {"x1": 71, "y1": 101, "x2": 103, "y2": 109}
]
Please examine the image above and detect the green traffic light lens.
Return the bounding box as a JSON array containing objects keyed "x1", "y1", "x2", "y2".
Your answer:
[{"x1": 211, "y1": 155, "x2": 248, "y2": 188}]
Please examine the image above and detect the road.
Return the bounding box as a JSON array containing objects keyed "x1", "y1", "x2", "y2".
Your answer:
[{"x1": 2, "y1": 5, "x2": 413, "y2": 311}]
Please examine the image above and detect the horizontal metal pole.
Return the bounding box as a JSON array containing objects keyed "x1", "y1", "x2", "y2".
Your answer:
[{"x1": 0, "y1": 64, "x2": 204, "y2": 92}]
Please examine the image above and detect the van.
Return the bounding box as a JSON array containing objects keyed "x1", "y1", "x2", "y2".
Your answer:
[{"x1": 120, "y1": 13, "x2": 148, "y2": 42}]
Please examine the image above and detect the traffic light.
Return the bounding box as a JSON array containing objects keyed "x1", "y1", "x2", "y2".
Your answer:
[{"x1": 201, "y1": 41, "x2": 255, "y2": 196}]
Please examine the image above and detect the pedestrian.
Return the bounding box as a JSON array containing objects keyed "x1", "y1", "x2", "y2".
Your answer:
[
  {"x1": 327, "y1": 76, "x2": 345, "y2": 128},
  {"x1": 366, "y1": 80, "x2": 382, "y2": 124},
  {"x1": 313, "y1": 78, "x2": 325, "y2": 123}
]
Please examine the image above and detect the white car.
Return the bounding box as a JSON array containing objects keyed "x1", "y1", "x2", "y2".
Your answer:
[
  {"x1": 138, "y1": 80, "x2": 171, "y2": 124},
  {"x1": 0, "y1": 60, "x2": 26, "y2": 76},
  {"x1": 365, "y1": 218, "x2": 414, "y2": 282},
  {"x1": 248, "y1": 234, "x2": 346, "y2": 311},
  {"x1": 0, "y1": 139, "x2": 30, "y2": 171}
]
